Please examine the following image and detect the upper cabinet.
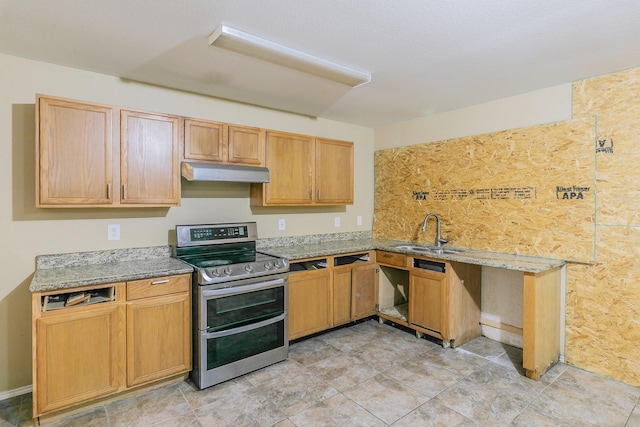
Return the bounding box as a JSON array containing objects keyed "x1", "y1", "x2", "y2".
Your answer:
[
  {"x1": 184, "y1": 118, "x2": 264, "y2": 166},
  {"x1": 120, "y1": 110, "x2": 180, "y2": 206},
  {"x1": 36, "y1": 95, "x2": 181, "y2": 208},
  {"x1": 250, "y1": 132, "x2": 354, "y2": 206},
  {"x1": 37, "y1": 96, "x2": 114, "y2": 206}
]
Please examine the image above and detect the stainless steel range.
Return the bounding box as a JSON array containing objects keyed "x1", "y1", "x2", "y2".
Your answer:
[{"x1": 174, "y1": 222, "x2": 289, "y2": 389}]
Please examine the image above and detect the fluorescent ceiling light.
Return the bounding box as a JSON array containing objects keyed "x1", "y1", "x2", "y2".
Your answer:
[{"x1": 209, "y1": 24, "x2": 371, "y2": 88}]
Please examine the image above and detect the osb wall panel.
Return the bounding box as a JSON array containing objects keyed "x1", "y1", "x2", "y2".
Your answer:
[
  {"x1": 565, "y1": 226, "x2": 640, "y2": 386},
  {"x1": 373, "y1": 117, "x2": 596, "y2": 262},
  {"x1": 567, "y1": 67, "x2": 640, "y2": 386},
  {"x1": 573, "y1": 67, "x2": 640, "y2": 225}
]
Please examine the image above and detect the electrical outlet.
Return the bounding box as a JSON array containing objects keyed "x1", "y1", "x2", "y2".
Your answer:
[
  {"x1": 278, "y1": 219, "x2": 285, "y2": 231},
  {"x1": 107, "y1": 224, "x2": 120, "y2": 241},
  {"x1": 334, "y1": 217, "x2": 340, "y2": 227},
  {"x1": 357, "y1": 215, "x2": 363, "y2": 226}
]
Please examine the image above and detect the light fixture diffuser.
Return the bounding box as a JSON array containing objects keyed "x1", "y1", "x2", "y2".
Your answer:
[{"x1": 209, "y1": 24, "x2": 371, "y2": 87}]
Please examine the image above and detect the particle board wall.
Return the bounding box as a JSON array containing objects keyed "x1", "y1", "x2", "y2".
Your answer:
[
  {"x1": 567, "y1": 66, "x2": 640, "y2": 386},
  {"x1": 373, "y1": 117, "x2": 596, "y2": 262}
]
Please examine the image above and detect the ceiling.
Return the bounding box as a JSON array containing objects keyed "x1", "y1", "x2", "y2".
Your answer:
[{"x1": 2, "y1": 0, "x2": 640, "y2": 128}]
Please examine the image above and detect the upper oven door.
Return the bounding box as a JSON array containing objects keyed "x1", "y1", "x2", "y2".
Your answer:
[{"x1": 197, "y1": 274, "x2": 288, "y2": 332}]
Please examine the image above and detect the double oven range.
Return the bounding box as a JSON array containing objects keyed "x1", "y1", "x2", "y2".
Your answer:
[{"x1": 174, "y1": 222, "x2": 289, "y2": 389}]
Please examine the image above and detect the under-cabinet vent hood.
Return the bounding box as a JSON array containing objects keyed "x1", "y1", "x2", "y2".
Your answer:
[{"x1": 181, "y1": 162, "x2": 270, "y2": 183}]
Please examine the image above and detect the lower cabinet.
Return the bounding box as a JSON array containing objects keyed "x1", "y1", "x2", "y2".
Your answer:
[
  {"x1": 288, "y1": 252, "x2": 377, "y2": 340},
  {"x1": 126, "y1": 275, "x2": 191, "y2": 387},
  {"x1": 378, "y1": 253, "x2": 481, "y2": 348},
  {"x1": 409, "y1": 269, "x2": 445, "y2": 335},
  {"x1": 34, "y1": 299, "x2": 126, "y2": 415},
  {"x1": 333, "y1": 261, "x2": 378, "y2": 326},
  {"x1": 288, "y1": 262, "x2": 331, "y2": 340},
  {"x1": 32, "y1": 274, "x2": 191, "y2": 420}
]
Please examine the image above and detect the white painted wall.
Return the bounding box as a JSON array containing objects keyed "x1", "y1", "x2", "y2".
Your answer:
[{"x1": 0, "y1": 53, "x2": 374, "y2": 393}]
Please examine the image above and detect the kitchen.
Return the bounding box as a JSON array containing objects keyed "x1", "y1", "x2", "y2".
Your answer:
[{"x1": 2, "y1": 1, "x2": 640, "y2": 426}]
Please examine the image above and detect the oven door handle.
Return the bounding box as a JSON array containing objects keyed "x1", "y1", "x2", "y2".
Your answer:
[
  {"x1": 201, "y1": 277, "x2": 286, "y2": 298},
  {"x1": 203, "y1": 312, "x2": 287, "y2": 339}
]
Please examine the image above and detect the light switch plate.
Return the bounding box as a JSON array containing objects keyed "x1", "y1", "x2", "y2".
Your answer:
[
  {"x1": 278, "y1": 219, "x2": 285, "y2": 231},
  {"x1": 107, "y1": 224, "x2": 120, "y2": 241},
  {"x1": 357, "y1": 216, "x2": 363, "y2": 226},
  {"x1": 334, "y1": 217, "x2": 340, "y2": 227}
]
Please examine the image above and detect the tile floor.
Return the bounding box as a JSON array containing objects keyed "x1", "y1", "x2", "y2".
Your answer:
[{"x1": 2, "y1": 319, "x2": 640, "y2": 426}]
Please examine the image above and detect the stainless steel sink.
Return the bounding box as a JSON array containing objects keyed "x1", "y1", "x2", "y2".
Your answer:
[{"x1": 392, "y1": 244, "x2": 465, "y2": 255}]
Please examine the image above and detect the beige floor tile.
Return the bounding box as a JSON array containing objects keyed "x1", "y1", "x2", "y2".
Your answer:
[
  {"x1": 105, "y1": 382, "x2": 191, "y2": 427},
  {"x1": 434, "y1": 363, "x2": 546, "y2": 424},
  {"x1": 458, "y1": 335, "x2": 509, "y2": 359},
  {"x1": 385, "y1": 357, "x2": 463, "y2": 398},
  {"x1": 344, "y1": 374, "x2": 430, "y2": 424},
  {"x1": 626, "y1": 405, "x2": 640, "y2": 427},
  {"x1": 423, "y1": 345, "x2": 491, "y2": 376},
  {"x1": 526, "y1": 383, "x2": 632, "y2": 426},
  {"x1": 152, "y1": 411, "x2": 202, "y2": 427},
  {"x1": 510, "y1": 408, "x2": 576, "y2": 427},
  {"x1": 289, "y1": 394, "x2": 386, "y2": 427},
  {"x1": 40, "y1": 407, "x2": 108, "y2": 427},
  {"x1": 391, "y1": 400, "x2": 475, "y2": 426},
  {"x1": 318, "y1": 327, "x2": 375, "y2": 352},
  {"x1": 288, "y1": 337, "x2": 342, "y2": 366},
  {"x1": 271, "y1": 419, "x2": 297, "y2": 427},
  {"x1": 179, "y1": 377, "x2": 254, "y2": 410},
  {"x1": 308, "y1": 352, "x2": 380, "y2": 391}
]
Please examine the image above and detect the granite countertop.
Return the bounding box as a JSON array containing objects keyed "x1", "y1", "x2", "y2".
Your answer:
[
  {"x1": 261, "y1": 238, "x2": 565, "y2": 273},
  {"x1": 30, "y1": 246, "x2": 193, "y2": 293}
]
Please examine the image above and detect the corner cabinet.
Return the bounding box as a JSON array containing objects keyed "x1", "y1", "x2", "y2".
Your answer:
[
  {"x1": 32, "y1": 274, "x2": 191, "y2": 421},
  {"x1": 184, "y1": 118, "x2": 265, "y2": 166},
  {"x1": 36, "y1": 95, "x2": 181, "y2": 207},
  {"x1": 250, "y1": 132, "x2": 354, "y2": 206}
]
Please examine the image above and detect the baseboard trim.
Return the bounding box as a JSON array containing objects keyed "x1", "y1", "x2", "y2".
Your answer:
[{"x1": 0, "y1": 384, "x2": 32, "y2": 401}]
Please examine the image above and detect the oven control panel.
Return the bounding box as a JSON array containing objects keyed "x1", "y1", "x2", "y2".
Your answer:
[{"x1": 176, "y1": 222, "x2": 258, "y2": 246}]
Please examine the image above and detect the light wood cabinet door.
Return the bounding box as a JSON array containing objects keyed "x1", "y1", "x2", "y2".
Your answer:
[
  {"x1": 37, "y1": 96, "x2": 114, "y2": 206},
  {"x1": 333, "y1": 267, "x2": 352, "y2": 326},
  {"x1": 262, "y1": 131, "x2": 315, "y2": 205},
  {"x1": 315, "y1": 138, "x2": 354, "y2": 204},
  {"x1": 184, "y1": 118, "x2": 226, "y2": 162},
  {"x1": 228, "y1": 125, "x2": 265, "y2": 166},
  {"x1": 288, "y1": 269, "x2": 331, "y2": 340},
  {"x1": 120, "y1": 110, "x2": 180, "y2": 206},
  {"x1": 34, "y1": 304, "x2": 125, "y2": 415},
  {"x1": 409, "y1": 269, "x2": 445, "y2": 333},
  {"x1": 126, "y1": 292, "x2": 191, "y2": 387},
  {"x1": 351, "y1": 263, "x2": 378, "y2": 320}
]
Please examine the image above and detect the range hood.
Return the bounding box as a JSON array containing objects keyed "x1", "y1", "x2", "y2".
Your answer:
[{"x1": 181, "y1": 162, "x2": 270, "y2": 183}]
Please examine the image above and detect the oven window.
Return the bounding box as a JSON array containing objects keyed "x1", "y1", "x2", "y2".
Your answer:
[
  {"x1": 207, "y1": 286, "x2": 285, "y2": 332},
  {"x1": 207, "y1": 319, "x2": 285, "y2": 370}
]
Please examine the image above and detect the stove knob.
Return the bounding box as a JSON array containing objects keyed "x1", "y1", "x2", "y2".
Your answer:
[
  {"x1": 274, "y1": 260, "x2": 282, "y2": 268},
  {"x1": 264, "y1": 261, "x2": 273, "y2": 270},
  {"x1": 223, "y1": 267, "x2": 233, "y2": 276},
  {"x1": 244, "y1": 264, "x2": 254, "y2": 273},
  {"x1": 211, "y1": 268, "x2": 221, "y2": 277}
]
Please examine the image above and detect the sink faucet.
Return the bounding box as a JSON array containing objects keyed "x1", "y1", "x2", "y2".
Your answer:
[{"x1": 421, "y1": 213, "x2": 449, "y2": 247}]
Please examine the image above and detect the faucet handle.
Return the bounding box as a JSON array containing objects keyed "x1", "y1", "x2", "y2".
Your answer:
[{"x1": 438, "y1": 236, "x2": 449, "y2": 245}]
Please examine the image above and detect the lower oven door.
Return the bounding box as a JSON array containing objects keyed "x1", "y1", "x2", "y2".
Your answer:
[{"x1": 193, "y1": 274, "x2": 288, "y2": 389}]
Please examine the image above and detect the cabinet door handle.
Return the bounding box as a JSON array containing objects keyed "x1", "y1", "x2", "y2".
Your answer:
[
  {"x1": 383, "y1": 254, "x2": 393, "y2": 258},
  {"x1": 151, "y1": 279, "x2": 170, "y2": 285},
  {"x1": 308, "y1": 190, "x2": 312, "y2": 200},
  {"x1": 122, "y1": 184, "x2": 127, "y2": 200},
  {"x1": 107, "y1": 183, "x2": 111, "y2": 199},
  {"x1": 317, "y1": 189, "x2": 321, "y2": 201}
]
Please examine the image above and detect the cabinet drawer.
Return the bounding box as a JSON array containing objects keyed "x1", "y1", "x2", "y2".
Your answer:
[
  {"x1": 376, "y1": 251, "x2": 407, "y2": 268},
  {"x1": 127, "y1": 274, "x2": 190, "y2": 301}
]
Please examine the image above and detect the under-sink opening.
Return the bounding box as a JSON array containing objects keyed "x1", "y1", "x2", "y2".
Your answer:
[{"x1": 378, "y1": 265, "x2": 410, "y2": 322}]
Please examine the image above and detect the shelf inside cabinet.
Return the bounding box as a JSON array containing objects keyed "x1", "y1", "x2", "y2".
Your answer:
[
  {"x1": 289, "y1": 259, "x2": 328, "y2": 272},
  {"x1": 41, "y1": 286, "x2": 116, "y2": 312},
  {"x1": 334, "y1": 252, "x2": 371, "y2": 266}
]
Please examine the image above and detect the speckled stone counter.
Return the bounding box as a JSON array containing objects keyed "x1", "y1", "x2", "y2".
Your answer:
[
  {"x1": 30, "y1": 246, "x2": 193, "y2": 292},
  {"x1": 259, "y1": 236, "x2": 565, "y2": 273}
]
